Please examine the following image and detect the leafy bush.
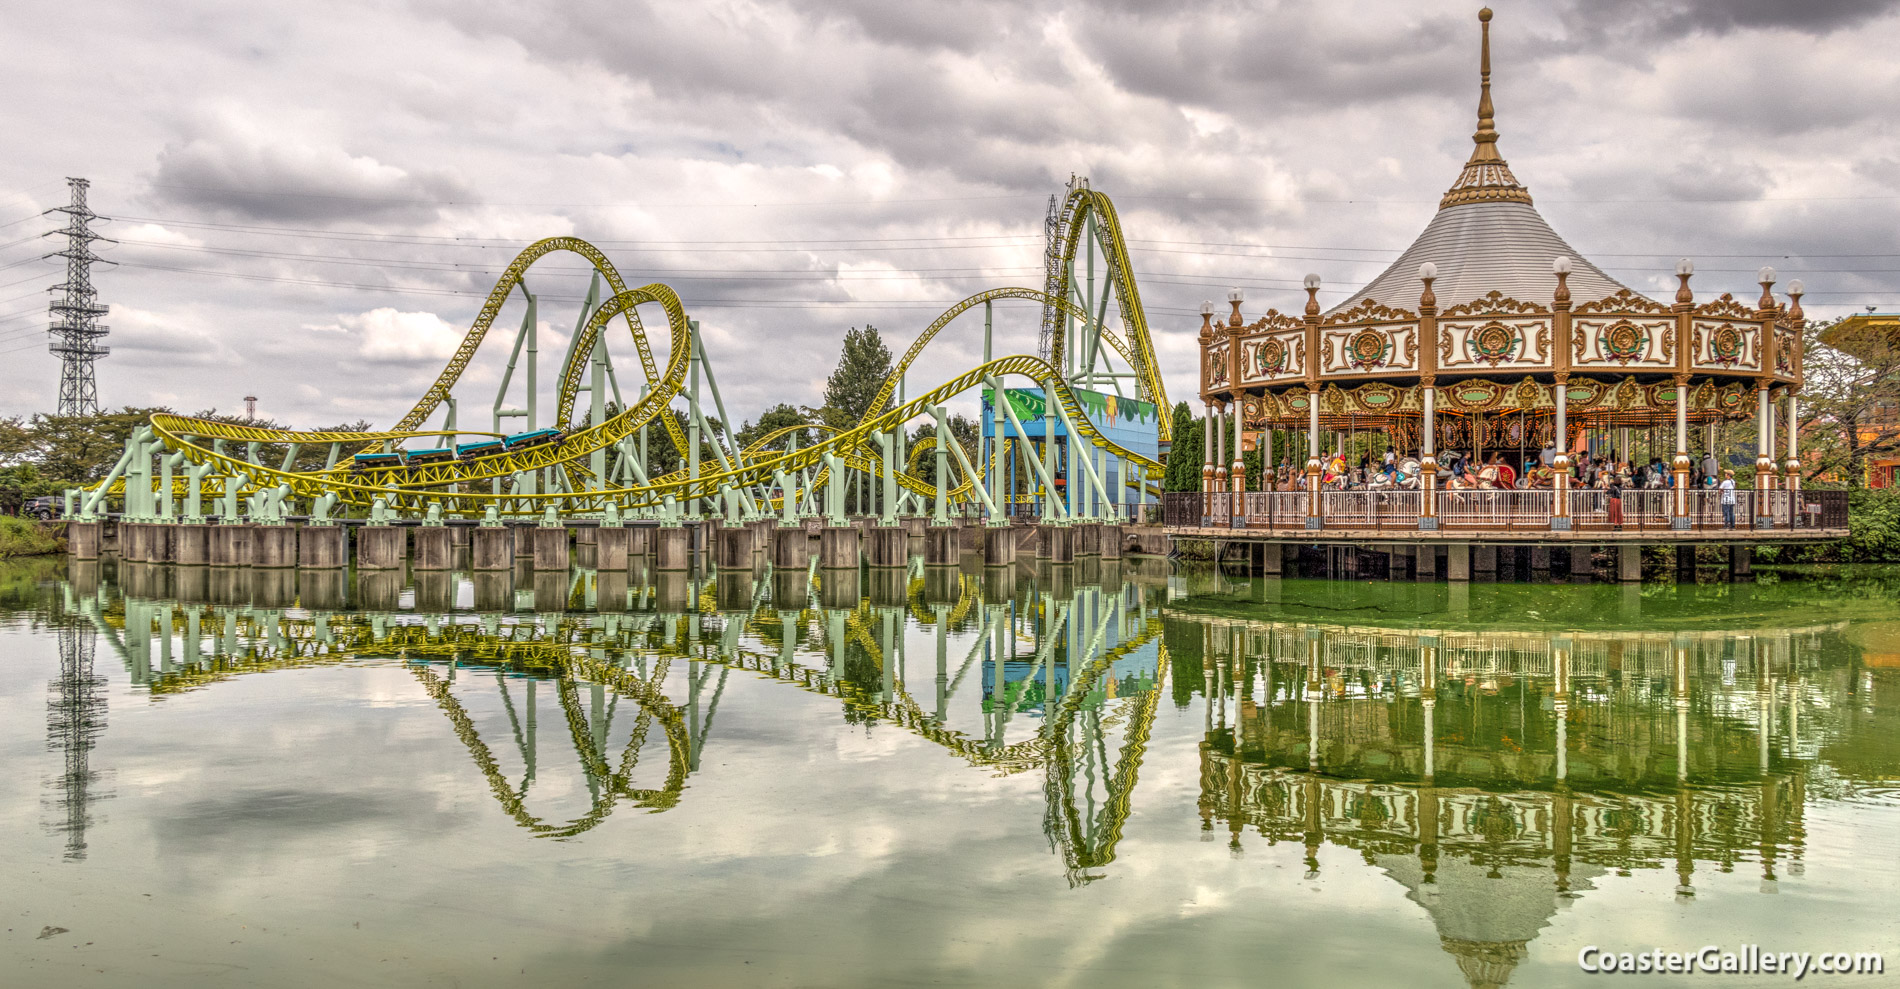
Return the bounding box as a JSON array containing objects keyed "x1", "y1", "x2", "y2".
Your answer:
[{"x1": 0, "y1": 517, "x2": 61, "y2": 558}]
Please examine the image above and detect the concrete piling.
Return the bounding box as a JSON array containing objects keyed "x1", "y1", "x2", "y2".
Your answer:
[
  {"x1": 252, "y1": 526, "x2": 297, "y2": 568},
  {"x1": 656, "y1": 526, "x2": 691, "y2": 571},
  {"x1": 866, "y1": 525, "x2": 905, "y2": 567},
  {"x1": 820, "y1": 526, "x2": 860, "y2": 569},
  {"x1": 924, "y1": 524, "x2": 959, "y2": 565},
  {"x1": 532, "y1": 527, "x2": 570, "y2": 571},
  {"x1": 356, "y1": 526, "x2": 405, "y2": 570},
  {"x1": 775, "y1": 526, "x2": 812, "y2": 567},
  {"x1": 209, "y1": 524, "x2": 253, "y2": 567},
  {"x1": 413, "y1": 526, "x2": 453, "y2": 570},
  {"x1": 174, "y1": 523, "x2": 209, "y2": 566}
]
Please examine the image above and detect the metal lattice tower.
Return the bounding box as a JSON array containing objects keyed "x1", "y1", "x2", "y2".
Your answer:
[
  {"x1": 46, "y1": 622, "x2": 106, "y2": 861},
  {"x1": 1037, "y1": 187, "x2": 1064, "y2": 365},
  {"x1": 45, "y1": 177, "x2": 113, "y2": 417}
]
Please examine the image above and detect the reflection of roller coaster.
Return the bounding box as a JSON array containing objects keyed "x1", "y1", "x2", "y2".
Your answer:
[
  {"x1": 76, "y1": 187, "x2": 1168, "y2": 522},
  {"x1": 62, "y1": 563, "x2": 1168, "y2": 873}
]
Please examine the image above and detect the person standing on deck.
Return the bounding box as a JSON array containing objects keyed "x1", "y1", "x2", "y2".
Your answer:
[{"x1": 1719, "y1": 470, "x2": 1738, "y2": 529}]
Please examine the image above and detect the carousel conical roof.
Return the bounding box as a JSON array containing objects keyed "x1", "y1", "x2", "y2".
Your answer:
[{"x1": 1326, "y1": 9, "x2": 1641, "y2": 317}]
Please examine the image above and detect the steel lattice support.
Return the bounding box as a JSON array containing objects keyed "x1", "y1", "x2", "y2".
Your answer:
[{"x1": 45, "y1": 177, "x2": 113, "y2": 417}]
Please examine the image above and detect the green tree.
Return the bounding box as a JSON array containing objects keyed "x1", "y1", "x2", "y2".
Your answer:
[
  {"x1": 1162, "y1": 402, "x2": 1204, "y2": 492},
  {"x1": 736, "y1": 403, "x2": 817, "y2": 453},
  {"x1": 1798, "y1": 315, "x2": 1900, "y2": 487},
  {"x1": 908, "y1": 414, "x2": 979, "y2": 483},
  {"x1": 29, "y1": 406, "x2": 177, "y2": 484},
  {"x1": 815, "y1": 324, "x2": 894, "y2": 431}
]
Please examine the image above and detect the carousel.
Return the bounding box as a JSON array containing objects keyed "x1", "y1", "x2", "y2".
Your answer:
[{"x1": 1196, "y1": 8, "x2": 1806, "y2": 532}]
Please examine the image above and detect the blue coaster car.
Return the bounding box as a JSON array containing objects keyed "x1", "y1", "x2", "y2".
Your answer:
[{"x1": 351, "y1": 451, "x2": 404, "y2": 472}]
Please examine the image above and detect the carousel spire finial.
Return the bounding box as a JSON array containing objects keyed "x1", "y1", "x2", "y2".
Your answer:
[
  {"x1": 1440, "y1": 9, "x2": 1531, "y2": 208},
  {"x1": 1475, "y1": 8, "x2": 1498, "y2": 153}
]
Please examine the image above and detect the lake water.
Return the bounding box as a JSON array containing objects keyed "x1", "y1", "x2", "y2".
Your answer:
[{"x1": 3, "y1": 555, "x2": 1897, "y2": 987}]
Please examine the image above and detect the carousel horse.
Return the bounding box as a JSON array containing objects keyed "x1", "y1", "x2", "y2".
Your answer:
[
  {"x1": 1321, "y1": 455, "x2": 1349, "y2": 488},
  {"x1": 1367, "y1": 458, "x2": 1421, "y2": 492},
  {"x1": 1525, "y1": 465, "x2": 1555, "y2": 489}
]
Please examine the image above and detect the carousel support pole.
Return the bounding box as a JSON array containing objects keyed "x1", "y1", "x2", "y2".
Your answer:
[
  {"x1": 1672, "y1": 257, "x2": 1698, "y2": 522},
  {"x1": 1416, "y1": 263, "x2": 1440, "y2": 530},
  {"x1": 1202, "y1": 402, "x2": 1215, "y2": 496},
  {"x1": 1551, "y1": 257, "x2": 1573, "y2": 530},
  {"x1": 1755, "y1": 382, "x2": 1775, "y2": 527},
  {"x1": 1784, "y1": 391, "x2": 1801, "y2": 496},
  {"x1": 1672, "y1": 373, "x2": 1692, "y2": 530},
  {"x1": 1232, "y1": 390, "x2": 1246, "y2": 509},
  {"x1": 1784, "y1": 281, "x2": 1805, "y2": 503},
  {"x1": 1302, "y1": 274, "x2": 1324, "y2": 530},
  {"x1": 1213, "y1": 405, "x2": 1228, "y2": 493},
  {"x1": 1754, "y1": 269, "x2": 1779, "y2": 522}
]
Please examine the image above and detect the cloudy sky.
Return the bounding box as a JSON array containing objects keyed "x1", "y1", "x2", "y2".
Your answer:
[{"x1": 2, "y1": 0, "x2": 1897, "y2": 430}]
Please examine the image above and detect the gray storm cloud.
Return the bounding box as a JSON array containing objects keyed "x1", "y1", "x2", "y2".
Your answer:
[{"x1": 0, "y1": 0, "x2": 1895, "y2": 426}]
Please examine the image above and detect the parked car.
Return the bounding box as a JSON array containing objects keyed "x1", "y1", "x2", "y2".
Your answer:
[{"x1": 24, "y1": 496, "x2": 60, "y2": 520}]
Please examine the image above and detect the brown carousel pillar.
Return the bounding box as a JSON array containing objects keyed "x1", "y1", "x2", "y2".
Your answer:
[
  {"x1": 1228, "y1": 289, "x2": 1247, "y2": 503},
  {"x1": 1417, "y1": 263, "x2": 1440, "y2": 530},
  {"x1": 1672, "y1": 372, "x2": 1693, "y2": 528},
  {"x1": 1784, "y1": 280, "x2": 1805, "y2": 496},
  {"x1": 1199, "y1": 301, "x2": 1217, "y2": 498},
  {"x1": 1202, "y1": 401, "x2": 1215, "y2": 494},
  {"x1": 1213, "y1": 403, "x2": 1228, "y2": 492},
  {"x1": 1674, "y1": 259, "x2": 1697, "y2": 529},
  {"x1": 1753, "y1": 268, "x2": 1780, "y2": 516},
  {"x1": 1551, "y1": 257, "x2": 1573, "y2": 530},
  {"x1": 1302, "y1": 274, "x2": 1324, "y2": 530}
]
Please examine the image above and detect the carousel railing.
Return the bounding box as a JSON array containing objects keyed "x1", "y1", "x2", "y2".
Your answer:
[
  {"x1": 1435, "y1": 489, "x2": 1553, "y2": 530},
  {"x1": 1322, "y1": 490, "x2": 1423, "y2": 530},
  {"x1": 1242, "y1": 491, "x2": 1308, "y2": 529},
  {"x1": 1159, "y1": 487, "x2": 1847, "y2": 532}
]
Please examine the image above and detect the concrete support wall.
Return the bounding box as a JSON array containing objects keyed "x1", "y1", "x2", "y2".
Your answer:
[
  {"x1": 820, "y1": 526, "x2": 861, "y2": 569},
  {"x1": 357, "y1": 526, "x2": 405, "y2": 570},
  {"x1": 1729, "y1": 544, "x2": 1754, "y2": 580},
  {"x1": 209, "y1": 524, "x2": 253, "y2": 567},
  {"x1": 925, "y1": 525, "x2": 959, "y2": 565},
  {"x1": 532, "y1": 527, "x2": 570, "y2": 571},
  {"x1": 298, "y1": 526, "x2": 345, "y2": 568},
  {"x1": 174, "y1": 524, "x2": 208, "y2": 566},
  {"x1": 252, "y1": 526, "x2": 297, "y2": 569},
  {"x1": 472, "y1": 528, "x2": 512, "y2": 571},
  {"x1": 716, "y1": 524, "x2": 755, "y2": 569},
  {"x1": 656, "y1": 527, "x2": 691, "y2": 571},
  {"x1": 1619, "y1": 544, "x2": 1642, "y2": 583},
  {"x1": 983, "y1": 526, "x2": 1016, "y2": 566},
  {"x1": 413, "y1": 526, "x2": 453, "y2": 570},
  {"x1": 1447, "y1": 543, "x2": 1471, "y2": 582},
  {"x1": 596, "y1": 527, "x2": 630, "y2": 571},
  {"x1": 1039, "y1": 525, "x2": 1075, "y2": 563},
  {"x1": 775, "y1": 527, "x2": 812, "y2": 568},
  {"x1": 1072, "y1": 523, "x2": 1101, "y2": 556},
  {"x1": 866, "y1": 526, "x2": 905, "y2": 567},
  {"x1": 1100, "y1": 524, "x2": 1122, "y2": 560}
]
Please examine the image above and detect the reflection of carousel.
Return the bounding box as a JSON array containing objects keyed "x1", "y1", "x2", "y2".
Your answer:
[
  {"x1": 1185, "y1": 611, "x2": 1839, "y2": 988},
  {"x1": 1196, "y1": 9, "x2": 1807, "y2": 531}
]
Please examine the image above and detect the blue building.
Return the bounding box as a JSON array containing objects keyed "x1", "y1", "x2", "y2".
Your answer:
[{"x1": 979, "y1": 386, "x2": 1160, "y2": 518}]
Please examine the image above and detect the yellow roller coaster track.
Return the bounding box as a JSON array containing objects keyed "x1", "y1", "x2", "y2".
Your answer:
[{"x1": 96, "y1": 189, "x2": 1170, "y2": 517}]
